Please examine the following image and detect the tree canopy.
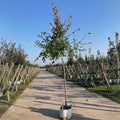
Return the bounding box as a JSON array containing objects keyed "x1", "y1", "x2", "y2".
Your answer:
[
  {"x1": 35, "y1": 3, "x2": 73, "y2": 63},
  {"x1": 0, "y1": 39, "x2": 27, "y2": 65},
  {"x1": 35, "y1": 3, "x2": 91, "y2": 64}
]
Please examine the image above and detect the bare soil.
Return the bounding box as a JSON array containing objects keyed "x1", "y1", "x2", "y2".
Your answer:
[{"x1": 0, "y1": 70, "x2": 120, "y2": 120}]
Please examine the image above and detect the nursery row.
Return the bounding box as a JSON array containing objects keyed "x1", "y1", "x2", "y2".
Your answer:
[
  {"x1": 0, "y1": 63, "x2": 41, "y2": 101},
  {"x1": 47, "y1": 64, "x2": 120, "y2": 88}
]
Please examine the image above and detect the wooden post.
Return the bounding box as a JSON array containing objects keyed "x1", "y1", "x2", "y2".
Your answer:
[
  {"x1": 7, "y1": 91, "x2": 10, "y2": 101},
  {"x1": 66, "y1": 66, "x2": 72, "y2": 79},
  {"x1": 28, "y1": 67, "x2": 32, "y2": 78},
  {"x1": 12, "y1": 65, "x2": 23, "y2": 91},
  {"x1": 85, "y1": 65, "x2": 89, "y2": 86},
  {"x1": 8, "y1": 64, "x2": 21, "y2": 91},
  {"x1": 24, "y1": 66, "x2": 30, "y2": 81},
  {"x1": 15, "y1": 65, "x2": 23, "y2": 91},
  {"x1": 0, "y1": 63, "x2": 8, "y2": 83},
  {"x1": 79, "y1": 63, "x2": 84, "y2": 74},
  {"x1": 101, "y1": 62, "x2": 113, "y2": 93},
  {"x1": 21, "y1": 66, "x2": 28, "y2": 84},
  {"x1": 1, "y1": 63, "x2": 14, "y2": 93}
]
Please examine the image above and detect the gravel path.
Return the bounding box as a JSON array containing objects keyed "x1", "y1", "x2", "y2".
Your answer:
[{"x1": 0, "y1": 70, "x2": 120, "y2": 120}]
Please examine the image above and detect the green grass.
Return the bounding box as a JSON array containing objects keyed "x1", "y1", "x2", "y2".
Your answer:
[
  {"x1": 111, "y1": 84, "x2": 120, "y2": 91},
  {"x1": 87, "y1": 86, "x2": 108, "y2": 93},
  {"x1": 113, "y1": 92, "x2": 120, "y2": 103},
  {"x1": 67, "y1": 78, "x2": 85, "y2": 86},
  {"x1": 87, "y1": 84, "x2": 120, "y2": 103},
  {"x1": 1, "y1": 91, "x2": 20, "y2": 105},
  {"x1": 0, "y1": 102, "x2": 9, "y2": 117}
]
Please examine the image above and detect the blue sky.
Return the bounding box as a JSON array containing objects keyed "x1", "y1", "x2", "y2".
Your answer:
[{"x1": 0, "y1": 0, "x2": 120, "y2": 66}]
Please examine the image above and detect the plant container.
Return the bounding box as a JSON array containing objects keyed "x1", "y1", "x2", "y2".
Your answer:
[{"x1": 60, "y1": 105, "x2": 72, "y2": 120}]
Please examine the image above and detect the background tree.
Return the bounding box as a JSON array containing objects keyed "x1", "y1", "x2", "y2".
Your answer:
[
  {"x1": 0, "y1": 39, "x2": 27, "y2": 66},
  {"x1": 107, "y1": 32, "x2": 120, "y2": 82}
]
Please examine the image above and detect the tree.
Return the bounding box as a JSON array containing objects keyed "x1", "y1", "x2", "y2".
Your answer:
[
  {"x1": 0, "y1": 39, "x2": 27, "y2": 66},
  {"x1": 35, "y1": 3, "x2": 91, "y2": 107},
  {"x1": 107, "y1": 32, "x2": 120, "y2": 82},
  {"x1": 35, "y1": 3, "x2": 72, "y2": 107},
  {"x1": 115, "y1": 33, "x2": 120, "y2": 82}
]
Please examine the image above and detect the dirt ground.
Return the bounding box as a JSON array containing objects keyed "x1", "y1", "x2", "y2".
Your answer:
[{"x1": 0, "y1": 70, "x2": 120, "y2": 120}]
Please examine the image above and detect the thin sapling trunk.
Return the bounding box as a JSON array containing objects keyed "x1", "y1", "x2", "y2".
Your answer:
[{"x1": 61, "y1": 56, "x2": 67, "y2": 106}]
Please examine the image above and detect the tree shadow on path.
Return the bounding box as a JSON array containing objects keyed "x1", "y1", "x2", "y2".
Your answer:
[{"x1": 29, "y1": 107, "x2": 99, "y2": 120}]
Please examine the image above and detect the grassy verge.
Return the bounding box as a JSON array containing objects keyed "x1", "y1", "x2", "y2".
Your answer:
[
  {"x1": 0, "y1": 72, "x2": 39, "y2": 117},
  {"x1": 67, "y1": 78, "x2": 85, "y2": 86},
  {"x1": 87, "y1": 85, "x2": 120, "y2": 103},
  {"x1": 67, "y1": 78, "x2": 120, "y2": 103}
]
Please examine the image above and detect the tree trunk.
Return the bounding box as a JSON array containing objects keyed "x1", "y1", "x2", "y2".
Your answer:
[{"x1": 61, "y1": 56, "x2": 67, "y2": 106}]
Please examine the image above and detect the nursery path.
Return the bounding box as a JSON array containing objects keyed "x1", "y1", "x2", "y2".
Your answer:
[{"x1": 0, "y1": 70, "x2": 120, "y2": 120}]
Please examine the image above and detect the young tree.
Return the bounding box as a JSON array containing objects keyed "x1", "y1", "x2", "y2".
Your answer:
[
  {"x1": 35, "y1": 3, "x2": 91, "y2": 107},
  {"x1": 35, "y1": 3, "x2": 72, "y2": 106}
]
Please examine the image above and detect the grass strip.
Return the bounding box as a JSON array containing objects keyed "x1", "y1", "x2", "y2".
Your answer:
[
  {"x1": 0, "y1": 72, "x2": 39, "y2": 117},
  {"x1": 87, "y1": 85, "x2": 120, "y2": 103}
]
